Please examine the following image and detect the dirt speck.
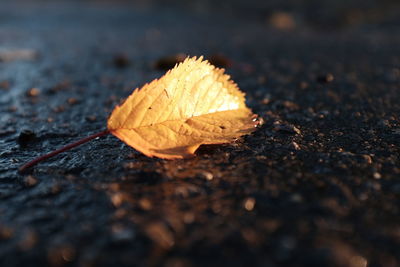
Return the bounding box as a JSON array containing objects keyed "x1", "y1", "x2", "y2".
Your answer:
[
  {"x1": 23, "y1": 175, "x2": 38, "y2": 187},
  {"x1": 26, "y1": 88, "x2": 40, "y2": 97}
]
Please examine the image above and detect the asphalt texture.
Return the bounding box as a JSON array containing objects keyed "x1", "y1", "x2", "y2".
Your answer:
[{"x1": 1, "y1": 1, "x2": 400, "y2": 266}]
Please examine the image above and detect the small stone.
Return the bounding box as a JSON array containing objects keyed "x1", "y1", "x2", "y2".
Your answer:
[
  {"x1": 290, "y1": 142, "x2": 301, "y2": 150},
  {"x1": 282, "y1": 100, "x2": 299, "y2": 110},
  {"x1": 261, "y1": 97, "x2": 270, "y2": 105},
  {"x1": 111, "y1": 224, "x2": 135, "y2": 241},
  {"x1": 60, "y1": 246, "x2": 76, "y2": 262},
  {"x1": 26, "y1": 88, "x2": 40, "y2": 97},
  {"x1": 17, "y1": 130, "x2": 36, "y2": 146},
  {"x1": 24, "y1": 175, "x2": 38, "y2": 187},
  {"x1": 199, "y1": 171, "x2": 213, "y2": 181},
  {"x1": 138, "y1": 198, "x2": 152, "y2": 210},
  {"x1": 110, "y1": 192, "x2": 125, "y2": 207},
  {"x1": 51, "y1": 184, "x2": 61, "y2": 195},
  {"x1": 243, "y1": 197, "x2": 256, "y2": 211},
  {"x1": 349, "y1": 255, "x2": 368, "y2": 267},
  {"x1": 47, "y1": 245, "x2": 76, "y2": 266},
  {"x1": 67, "y1": 97, "x2": 79, "y2": 105},
  {"x1": 373, "y1": 172, "x2": 382, "y2": 179},
  {"x1": 174, "y1": 185, "x2": 201, "y2": 198},
  {"x1": 361, "y1": 154, "x2": 372, "y2": 164},
  {"x1": 316, "y1": 73, "x2": 334, "y2": 83},
  {"x1": 145, "y1": 222, "x2": 174, "y2": 249},
  {"x1": 273, "y1": 123, "x2": 301, "y2": 135},
  {"x1": 85, "y1": 115, "x2": 97, "y2": 122},
  {"x1": 53, "y1": 105, "x2": 65, "y2": 113}
]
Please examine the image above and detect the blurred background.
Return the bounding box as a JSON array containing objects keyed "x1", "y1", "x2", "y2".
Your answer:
[{"x1": 1, "y1": 1, "x2": 400, "y2": 267}]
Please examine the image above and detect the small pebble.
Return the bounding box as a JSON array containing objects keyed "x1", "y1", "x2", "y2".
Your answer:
[
  {"x1": 273, "y1": 123, "x2": 301, "y2": 135},
  {"x1": 243, "y1": 197, "x2": 256, "y2": 211},
  {"x1": 17, "y1": 130, "x2": 36, "y2": 146},
  {"x1": 145, "y1": 222, "x2": 175, "y2": 249},
  {"x1": 48, "y1": 245, "x2": 75, "y2": 266},
  {"x1": 373, "y1": 172, "x2": 382, "y2": 179},
  {"x1": 67, "y1": 97, "x2": 79, "y2": 105},
  {"x1": 316, "y1": 73, "x2": 334, "y2": 83},
  {"x1": 85, "y1": 115, "x2": 97, "y2": 122},
  {"x1": 110, "y1": 192, "x2": 125, "y2": 207},
  {"x1": 26, "y1": 88, "x2": 40, "y2": 97},
  {"x1": 60, "y1": 246, "x2": 76, "y2": 262},
  {"x1": 199, "y1": 171, "x2": 213, "y2": 181},
  {"x1": 111, "y1": 224, "x2": 135, "y2": 241},
  {"x1": 53, "y1": 105, "x2": 65, "y2": 113},
  {"x1": 290, "y1": 142, "x2": 301, "y2": 150},
  {"x1": 24, "y1": 175, "x2": 38, "y2": 187},
  {"x1": 51, "y1": 184, "x2": 61, "y2": 195},
  {"x1": 350, "y1": 255, "x2": 368, "y2": 267},
  {"x1": 361, "y1": 154, "x2": 372, "y2": 164},
  {"x1": 138, "y1": 198, "x2": 152, "y2": 210},
  {"x1": 282, "y1": 100, "x2": 299, "y2": 110},
  {"x1": 261, "y1": 97, "x2": 270, "y2": 105}
]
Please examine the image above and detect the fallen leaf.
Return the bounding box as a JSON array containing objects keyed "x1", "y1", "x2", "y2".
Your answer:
[
  {"x1": 19, "y1": 56, "x2": 260, "y2": 172},
  {"x1": 106, "y1": 56, "x2": 258, "y2": 159}
]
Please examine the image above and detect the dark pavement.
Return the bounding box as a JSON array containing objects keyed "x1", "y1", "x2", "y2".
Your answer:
[{"x1": 0, "y1": 1, "x2": 399, "y2": 266}]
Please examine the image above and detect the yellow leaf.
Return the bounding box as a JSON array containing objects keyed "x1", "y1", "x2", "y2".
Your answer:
[{"x1": 107, "y1": 56, "x2": 258, "y2": 159}]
